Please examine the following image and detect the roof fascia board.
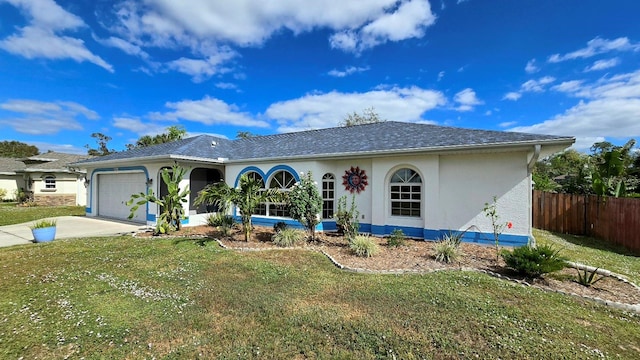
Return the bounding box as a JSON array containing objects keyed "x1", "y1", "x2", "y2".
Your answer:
[{"x1": 225, "y1": 138, "x2": 576, "y2": 164}]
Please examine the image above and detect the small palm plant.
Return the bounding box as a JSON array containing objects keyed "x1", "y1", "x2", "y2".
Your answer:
[
  {"x1": 195, "y1": 174, "x2": 282, "y2": 241},
  {"x1": 126, "y1": 165, "x2": 190, "y2": 234}
]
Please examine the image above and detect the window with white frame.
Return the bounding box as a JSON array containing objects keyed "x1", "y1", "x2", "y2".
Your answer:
[
  {"x1": 390, "y1": 168, "x2": 422, "y2": 217},
  {"x1": 244, "y1": 171, "x2": 267, "y2": 215},
  {"x1": 267, "y1": 170, "x2": 296, "y2": 217},
  {"x1": 44, "y1": 175, "x2": 56, "y2": 190},
  {"x1": 322, "y1": 173, "x2": 335, "y2": 219}
]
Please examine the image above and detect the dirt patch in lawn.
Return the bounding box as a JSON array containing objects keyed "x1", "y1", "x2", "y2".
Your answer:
[{"x1": 138, "y1": 225, "x2": 640, "y2": 308}]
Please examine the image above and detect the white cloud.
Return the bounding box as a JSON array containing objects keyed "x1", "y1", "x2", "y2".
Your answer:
[
  {"x1": 106, "y1": 0, "x2": 435, "y2": 56},
  {"x1": 0, "y1": 0, "x2": 113, "y2": 72},
  {"x1": 502, "y1": 92, "x2": 521, "y2": 101},
  {"x1": 499, "y1": 121, "x2": 517, "y2": 128},
  {"x1": 215, "y1": 82, "x2": 238, "y2": 90},
  {"x1": 453, "y1": 88, "x2": 483, "y2": 112},
  {"x1": 551, "y1": 80, "x2": 585, "y2": 94},
  {"x1": 327, "y1": 66, "x2": 370, "y2": 77},
  {"x1": 93, "y1": 34, "x2": 149, "y2": 60},
  {"x1": 525, "y1": 59, "x2": 539, "y2": 74},
  {"x1": 548, "y1": 37, "x2": 639, "y2": 63},
  {"x1": 502, "y1": 76, "x2": 555, "y2": 101},
  {"x1": 584, "y1": 58, "x2": 620, "y2": 72},
  {"x1": 437, "y1": 71, "x2": 445, "y2": 81},
  {"x1": 167, "y1": 49, "x2": 236, "y2": 82},
  {"x1": 510, "y1": 69, "x2": 640, "y2": 151},
  {"x1": 149, "y1": 95, "x2": 270, "y2": 128},
  {"x1": 266, "y1": 86, "x2": 446, "y2": 133},
  {"x1": 0, "y1": 99, "x2": 98, "y2": 135}
]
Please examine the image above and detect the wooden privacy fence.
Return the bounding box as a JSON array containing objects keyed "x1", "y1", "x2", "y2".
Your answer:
[{"x1": 532, "y1": 190, "x2": 640, "y2": 254}]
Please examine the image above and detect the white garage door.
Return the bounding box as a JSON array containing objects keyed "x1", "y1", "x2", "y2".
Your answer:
[{"x1": 97, "y1": 172, "x2": 147, "y2": 222}]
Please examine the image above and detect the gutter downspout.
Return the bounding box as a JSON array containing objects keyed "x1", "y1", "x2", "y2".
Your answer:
[
  {"x1": 527, "y1": 144, "x2": 541, "y2": 174},
  {"x1": 528, "y1": 144, "x2": 541, "y2": 246}
]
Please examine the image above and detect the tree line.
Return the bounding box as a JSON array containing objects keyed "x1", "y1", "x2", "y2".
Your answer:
[{"x1": 533, "y1": 139, "x2": 640, "y2": 197}]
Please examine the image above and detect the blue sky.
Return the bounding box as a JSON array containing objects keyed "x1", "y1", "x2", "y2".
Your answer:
[{"x1": 1, "y1": 0, "x2": 639, "y2": 154}]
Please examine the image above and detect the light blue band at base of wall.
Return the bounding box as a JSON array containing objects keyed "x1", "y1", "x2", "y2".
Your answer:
[{"x1": 234, "y1": 216, "x2": 529, "y2": 247}]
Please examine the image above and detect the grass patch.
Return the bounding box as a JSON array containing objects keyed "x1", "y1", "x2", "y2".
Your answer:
[
  {"x1": 0, "y1": 204, "x2": 85, "y2": 226},
  {"x1": 534, "y1": 228, "x2": 640, "y2": 285},
  {"x1": 0, "y1": 235, "x2": 639, "y2": 359}
]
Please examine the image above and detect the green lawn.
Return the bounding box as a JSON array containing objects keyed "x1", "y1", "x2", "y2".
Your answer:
[
  {"x1": 534, "y1": 228, "x2": 640, "y2": 285},
  {"x1": 1, "y1": 235, "x2": 638, "y2": 359},
  {"x1": 0, "y1": 203, "x2": 85, "y2": 226}
]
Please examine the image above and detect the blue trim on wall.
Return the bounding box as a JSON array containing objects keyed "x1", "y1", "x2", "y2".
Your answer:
[
  {"x1": 265, "y1": 165, "x2": 301, "y2": 182},
  {"x1": 321, "y1": 220, "x2": 337, "y2": 232},
  {"x1": 147, "y1": 213, "x2": 156, "y2": 222},
  {"x1": 234, "y1": 166, "x2": 265, "y2": 186},
  {"x1": 235, "y1": 165, "x2": 302, "y2": 187},
  {"x1": 370, "y1": 224, "x2": 528, "y2": 246},
  {"x1": 88, "y1": 166, "x2": 150, "y2": 219}
]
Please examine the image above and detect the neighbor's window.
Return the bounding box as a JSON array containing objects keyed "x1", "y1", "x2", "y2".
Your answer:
[
  {"x1": 322, "y1": 173, "x2": 335, "y2": 219},
  {"x1": 44, "y1": 176, "x2": 56, "y2": 190},
  {"x1": 267, "y1": 170, "x2": 296, "y2": 217},
  {"x1": 390, "y1": 168, "x2": 422, "y2": 217}
]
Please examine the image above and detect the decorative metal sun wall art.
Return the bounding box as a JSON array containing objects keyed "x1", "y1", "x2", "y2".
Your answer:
[{"x1": 342, "y1": 166, "x2": 368, "y2": 193}]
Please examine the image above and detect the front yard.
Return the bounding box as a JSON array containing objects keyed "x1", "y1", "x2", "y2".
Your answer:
[
  {"x1": 1, "y1": 231, "x2": 639, "y2": 359},
  {"x1": 0, "y1": 203, "x2": 85, "y2": 226}
]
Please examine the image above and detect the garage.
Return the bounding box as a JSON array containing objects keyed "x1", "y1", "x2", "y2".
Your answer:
[{"x1": 97, "y1": 172, "x2": 146, "y2": 223}]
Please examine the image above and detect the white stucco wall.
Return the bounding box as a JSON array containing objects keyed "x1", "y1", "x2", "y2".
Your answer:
[
  {"x1": 437, "y1": 151, "x2": 530, "y2": 239},
  {"x1": 0, "y1": 175, "x2": 20, "y2": 200},
  {"x1": 81, "y1": 147, "x2": 535, "y2": 245}
]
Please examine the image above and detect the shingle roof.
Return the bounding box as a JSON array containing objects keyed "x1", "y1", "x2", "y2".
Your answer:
[
  {"x1": 23, "y1": 152, "x2": 93, "y2": 171},
  {"x1": 74, "y1": 135, "x2": 233, "y2": 165},
  {"x1": 0, "y1": 157, "x2": 26, "y2": 173},
  {"x1": 74, "y1": 121, "x2": 575, "y2": 165}
]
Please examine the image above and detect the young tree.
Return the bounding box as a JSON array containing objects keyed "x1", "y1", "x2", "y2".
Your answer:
[
  {"x1": 287, "y1": 171, "x2": 323, "y2": 241},
  {"x1": 591, "y1": 139, "x2": 636, "y2": 197},
  {"x1": 126, "y1": 165, "x2": 190, "y2": 233},
  {"x1": 85, "y1": 133, "x2": 115, "y2": 156},
  {"x1": 195, "y1": 174, "x2": 282, "y2": 241},
  {"x1": 340, "y1": 107, "x2": 385, "y2": 127}
]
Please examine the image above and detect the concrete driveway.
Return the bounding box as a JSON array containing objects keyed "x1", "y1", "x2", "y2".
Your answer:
[{"x1": 0, "y1": 216, "x2": 148, "y2": 248}]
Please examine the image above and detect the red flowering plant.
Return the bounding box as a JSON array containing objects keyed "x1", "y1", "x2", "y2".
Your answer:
[{"x1": 483, "y1": 196, "x2": 512, "y2": 261}]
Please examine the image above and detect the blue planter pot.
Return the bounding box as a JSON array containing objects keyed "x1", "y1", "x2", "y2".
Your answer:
[{"x1": 32, "y1": 226, "x2": 56, "y2": 243}]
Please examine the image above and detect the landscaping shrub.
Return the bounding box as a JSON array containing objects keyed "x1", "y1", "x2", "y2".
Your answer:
[
  {"x1": 335, "y1": 195, "x2": 360, "y2": 241},
  {"x1": 272, "y1": 227, "x2": 304, "y2": 247},
  {"x1": 287, "y1": 171, "x2": 322, "y2": 241},
  {"x1": 386, "y1": 228, "x2": 406, "y2": 247},
  {"x1": 434, "y1": 233, "x2": 462, "y2": 263},
  {"x1": 501, "y1": 244, "x2": 567, "y2": 278},
  {"x1": 0, "y1": 188, "x2": 6, "y2": 200},
  {"x1": 273, "y1": 221, "x2": 288, "y2": 233},
  {"x1": 349, "y1": 235, "x2": 379, "y2": 257},
  {"x1": 575, "y1": 267, "x2": 606, "y2": 287},
  {"x1": 207, "y1": 213, "x2": 235, "y2": 236}
]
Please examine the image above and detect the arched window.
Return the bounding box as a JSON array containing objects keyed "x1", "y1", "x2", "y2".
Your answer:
[
  {"x1": 243, "y1": 171, "x2": 267, "y2": 215},
  {"x1": 390, "y1": 168, "x2": 422, "y2": 217},
  {"x1": 44, "y1": 175, "x2": 56, "y2": 190},
  {"x1": 267, "y1": 170, "x2": 295, "y2": 217},
  {"x1": 322, "y1": 173, "x2": 335, "y2": 219}
]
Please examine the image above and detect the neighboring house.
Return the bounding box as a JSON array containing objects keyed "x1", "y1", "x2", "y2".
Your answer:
[
  {"x1": 0, "y1": 158, "x2": 26, "y2": 200},
  {"x1": 73, "y1": 122, "x2": 574, "y2": 246},
  {"x1": 0, "y1": 152, "x2": 92, "y2": 205}
]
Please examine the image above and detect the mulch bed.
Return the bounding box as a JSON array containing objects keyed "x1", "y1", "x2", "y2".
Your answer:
[{"x1": 137, "y1": 225, "x2": 640, "y2": 310}]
